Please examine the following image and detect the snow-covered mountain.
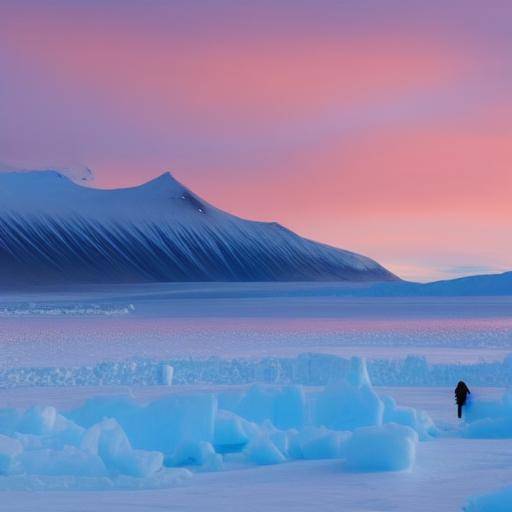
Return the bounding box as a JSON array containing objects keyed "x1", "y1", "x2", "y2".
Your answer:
[{"x1": 0, "y1": 171, "x2": 397, "y2": 284}]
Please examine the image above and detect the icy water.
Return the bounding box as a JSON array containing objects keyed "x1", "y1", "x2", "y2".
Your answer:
[{"x1": 1, "y1": 283, "x2": 512, "y2": 367}]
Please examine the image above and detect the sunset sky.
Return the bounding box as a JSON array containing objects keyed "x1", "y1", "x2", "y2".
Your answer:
[{"x1": 1, "y1": 1, "x2": 511, "y2": 282}]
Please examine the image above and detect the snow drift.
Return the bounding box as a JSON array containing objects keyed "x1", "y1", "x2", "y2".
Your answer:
[
  {"x1": 0, "y1": 170, "x2": 396, "y2": 284},
  {"x1": 0, "y1": 358, "x2": 434, "y2": 490}
]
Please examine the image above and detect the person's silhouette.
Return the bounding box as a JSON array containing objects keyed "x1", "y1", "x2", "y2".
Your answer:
[{"x1": 455, "y1": 381, "x2": 471, "y2": 418}]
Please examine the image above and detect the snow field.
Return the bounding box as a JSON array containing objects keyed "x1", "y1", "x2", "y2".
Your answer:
[{"x1": 4, "y1": 356, "x2": 512, "y2": 508}]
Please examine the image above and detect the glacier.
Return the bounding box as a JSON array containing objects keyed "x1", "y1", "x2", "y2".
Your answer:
[{"x1": 0, "y1": 171, "x2": 396, "y2": 284}]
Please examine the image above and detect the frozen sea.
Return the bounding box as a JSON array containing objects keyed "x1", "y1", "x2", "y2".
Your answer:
[
  {"x1": 1, "y1": 282, "x2": 512, "y2": 368},
  {"x1": 1, "y1": 283, "x2": 512, "y2": 511},
  {"x1": 1, "y1": 384, "x2": 511, "y2": 512}
]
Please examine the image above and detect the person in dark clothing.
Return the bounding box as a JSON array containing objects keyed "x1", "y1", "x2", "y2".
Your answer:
[{"x1": 455, "y1": 381, "x2": 471, "y2": 418}]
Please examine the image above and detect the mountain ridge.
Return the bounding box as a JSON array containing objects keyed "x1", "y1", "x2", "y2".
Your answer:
[{"x1": 0, "y1": 170, "x2": 397, "y2": 285}]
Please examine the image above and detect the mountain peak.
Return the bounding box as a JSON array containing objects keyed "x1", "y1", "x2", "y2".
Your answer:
[
  {"x1": 137, "y1": 171, "x2": 194, "y2": 200},
  {"x1": 146, "y1": 171, "x2": 175, "y2": 184}
]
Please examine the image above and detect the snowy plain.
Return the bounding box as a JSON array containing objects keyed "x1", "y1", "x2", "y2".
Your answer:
[
  {"x1": 2, "y1": 282, "x2": 512, "y2": 368},
  {"x1": 1, "y1": 283, "x2": 512, "y2": 511}
]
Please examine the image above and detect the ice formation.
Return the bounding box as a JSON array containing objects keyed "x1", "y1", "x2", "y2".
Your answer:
[
  {"x1": 345, "y1": 423, "x2": 418, "y2": 471},
  {"x1": 452, "y1": 383, "x2": 512, "y2": 512},
  {"x1": 464, "y1": 486, "x2": 512, "y2": 512},
  {"x1": 316, "y1": 357, "x2": 383, "y2": 430},
  {"x1": 243, "y1": 435, "x2": 287, "y2": 466},
  {"x1": 0, "y1": 358, "x2": 434, "y2": 490},
  {"x1": 462, "y1": 389, "x2": 512, "y2": 438},
  {"x1": 0, "y1": 303, "x2": 134, "y2": 316},
  {"x1": 4, "y1": 352, "x2": 512, "y2": 389}
]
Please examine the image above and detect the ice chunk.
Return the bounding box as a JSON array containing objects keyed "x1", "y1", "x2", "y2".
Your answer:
[
  {"x1": 345, "y1": 423, "x2": 418, "y2": 472},
  {"x1": 161, "y1": 364, "x2": 174, "y2": 386},
  {"x1": 133, "y1": 394, "x2": 217, "y2": 454},
  {"x1": 302, "y1": 431, "x2": 348, "y2": 460},
  {"x1": 316, "y1": 357, "x2": 383, "y2": 430},
  {"x1": 382, "y1": 396, "x2": 437, "y2": 440},
  {"x1": 465, "y1": 398, "x2": 502, "y2": 424},
  {"x1": 12, "y1": 433, "x2": 43, "y2": 451},
  {"x1": 214, "y1": 410, "x2": 252, "y2": 452},
  {"x1": 81, "y1": 418, "x2": 131, "y2": 461},
  {"x1": 20, "y1": 446, "x2": 107, "y2": 477},
  {"x1": 0, "y1": 409, "x2": 21, "y2": 436},
  {"x1": 347, "y1": 356, "x2": 372, "y2": 387},
  {"x1": 45, "y1": 414, "x2": 86, "y2": 449},
  {"x1": 235, "y1": 385, "x2": 275, "y2": 424},
  {"x1": 233, "y1": 385, "x2": 306, "y2": 430},
  {"x1": 0, "y1": 381, "x2": 437, "y2": 488},
  {"x1": 81, "y1": 418, "x2": 163, "y2": 477},
  {"x1": 289, "y1": 427, "x2": 350, "y2": 460},
  {"x1": 18, "y1": 406, "x2": 57, "y2": 435},
  {"x1": 167, "y1": 441, "x2": 222, "y2": 471},
  {"x1": 259, "y1": 421, "x2": 289, "y2": 454},
  {"x1": 273, "y1": 386, "x2": 306, "y2": 430},
  {"x1": 115, "y1": 449, "x2": 164, "y2": 478},
  {"x1": 244, "y1": 435, "x2": 286, "y2": 465},
  {"x1": 464, "y1": 418, "x2": 512, "y2": 439},
  {"x1": 70, "y1": 393, "x2": 217, "y2": 456},
  {"x1": 167, "y1": 440, "x2": 214, "y2": 466},
  {"x1": 67, "y1": 395, "x2": 139, "y2": 429},
  {"x1": 463, "y1": 390, "x2": 512, "y2": 439},
  {"x1": 0, "y1": 435, "x2": 23, "y2": 475},
  {"x1": 464, "y1": 485, "x2": 512, "y2": 512}
]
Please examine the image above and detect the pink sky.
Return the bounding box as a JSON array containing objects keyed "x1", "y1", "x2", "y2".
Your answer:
[{"x1": 1, "y1": 1, "x2": 511, "y2": 281}]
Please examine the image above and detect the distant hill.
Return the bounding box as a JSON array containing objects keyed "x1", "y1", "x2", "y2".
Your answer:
[{"x1": 357, "y1": 271, "x2": 512, "y2": 297}]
